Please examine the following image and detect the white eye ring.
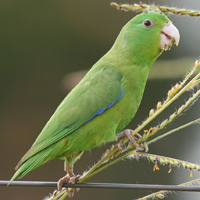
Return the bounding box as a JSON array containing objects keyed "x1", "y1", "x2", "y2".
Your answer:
[{"x1": 143, "y1": 19, "x2": 154, "y2": 28}]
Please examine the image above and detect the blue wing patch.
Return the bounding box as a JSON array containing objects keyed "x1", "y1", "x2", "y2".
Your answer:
[
  {"x1": 64, "y1": 88, "x2": 125, "y2": 129},
  {"x1": 85, "y1": 88, "x2": 125, "y2": 123}
]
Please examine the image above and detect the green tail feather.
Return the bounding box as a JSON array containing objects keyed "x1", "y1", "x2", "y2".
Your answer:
[{"x1": 9, "y1": 148, "x2": 53, "y2": 185}]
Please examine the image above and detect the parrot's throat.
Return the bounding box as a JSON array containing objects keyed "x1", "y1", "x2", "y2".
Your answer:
[{"x1": 109, "y1": 39, "x2": 162, "y2": 69}]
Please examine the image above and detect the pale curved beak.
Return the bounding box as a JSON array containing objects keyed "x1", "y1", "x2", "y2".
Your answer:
[{"x1": 159, "y1": 21, "x2": 180, "y2": 51}]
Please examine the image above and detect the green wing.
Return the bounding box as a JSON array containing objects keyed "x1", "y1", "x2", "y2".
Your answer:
[{"x1": 18, "y1": 66, "x2": 125, "y2": 166}]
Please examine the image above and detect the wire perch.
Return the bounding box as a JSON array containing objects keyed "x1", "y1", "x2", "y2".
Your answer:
[{"x1": 1, "y1": 180, "x2": 200, "y2": 192}]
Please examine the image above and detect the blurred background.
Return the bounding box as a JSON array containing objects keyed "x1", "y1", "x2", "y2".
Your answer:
[{"x1": 1, "y1": 0, "x2": 200, "y2": 199}]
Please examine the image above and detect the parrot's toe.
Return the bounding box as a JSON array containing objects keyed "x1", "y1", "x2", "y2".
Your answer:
[
  {"x1": 134, "y1": 133, "x2": 149, "y2": 152},
  {"x1": 70, "y1": 174, "x2": 81, "y2": 184},
  {"x1": 57, "y1": 174, "x2": 70, "y2": 191},
  {"x1": 117, "y1": 129, "x2": 148, "y2": 151}
]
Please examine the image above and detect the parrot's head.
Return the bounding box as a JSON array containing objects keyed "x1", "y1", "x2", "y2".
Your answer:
[{"x1": 114, "y1": 11, "x2": 180, "y2": 65}]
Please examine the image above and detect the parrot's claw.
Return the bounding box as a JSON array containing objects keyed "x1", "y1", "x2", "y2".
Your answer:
[
  {"x1": 117, "y1": 139, "x2": 124, "y2": 151},
  {"x1": 143, "y1": 142, "x2": 148, "y2": 152},
  {"x1": 116, "y1": 129, "x2": 148, "y2": 152}
]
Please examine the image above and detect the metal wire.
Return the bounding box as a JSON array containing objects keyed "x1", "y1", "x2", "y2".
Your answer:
[{"x1": 1, "y1": 180, "x2": 200, "y2": 192}]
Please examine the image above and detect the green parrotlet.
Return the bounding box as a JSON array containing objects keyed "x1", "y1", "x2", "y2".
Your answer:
[{"x1": 10, "y1": 11, "x2": 180, "y2": 190}]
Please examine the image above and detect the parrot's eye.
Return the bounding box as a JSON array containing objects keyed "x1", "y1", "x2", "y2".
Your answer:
[{"x1": 143, "y1": 19, "x2": 154, "y2": 28}]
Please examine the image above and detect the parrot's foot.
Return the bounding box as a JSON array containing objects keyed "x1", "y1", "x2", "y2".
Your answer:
[
  {"x1": 116, "y1": 129, "x2": 148, "y2": 152},
  {"x1": 53, "y1": 174, "x2": 80, "y2": 198},
  {"x1": 57, "y1": 174, "x2": 81, "y2": 190},
  {"x1": 53, "y1": 163, "x2": 81, "y2": 198}
]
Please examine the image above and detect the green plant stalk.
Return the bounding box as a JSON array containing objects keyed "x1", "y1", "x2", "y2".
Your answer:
[
  {"x1": 188, "y1": 79, "x2": 200, "y2": 87},
  {"x1": 110, "y1": 2, "x2": 200, "y2": 17},
  {"x1": 59, "y1": 193, "x2": 68, "y2": 200},
  {"x1": 78, "y1": 145, "x2": 123, "y2": 183},
  {"x1": 128, "y1": 152, "x2": 200, "y2": 172},
  {"x1": 180, "y1": 62, "x2": 199, "y2": 88},
  {"x1": 138, "y1": 88, "x2": 200, "y2": 144},
  {"x1": 52, "y1": 192, "x2": 66, "y2": 200},
  {"x1": 138, "y1": 178, "x2": 200, "y2": 200}
]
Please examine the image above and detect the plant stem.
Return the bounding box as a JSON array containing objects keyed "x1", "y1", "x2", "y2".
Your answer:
[{"x1": 110, "y1": 2, "x2": 200, "y2": 17}]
